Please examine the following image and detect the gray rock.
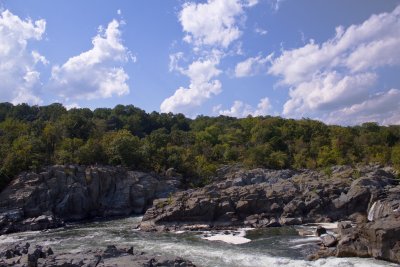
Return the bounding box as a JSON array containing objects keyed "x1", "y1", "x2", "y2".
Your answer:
[
  {"x1": 141, "y1": 166, "x2": 399, "y2": 232},
  {"x1": 0, "y1": 243, "x2": 196, "y2": 267},
  {"x1": 321, "y1": 234, "x2": 337, "y2": 247},
  {"x1": 0, "y1": 165, "x2": 181, "y2": 234}
]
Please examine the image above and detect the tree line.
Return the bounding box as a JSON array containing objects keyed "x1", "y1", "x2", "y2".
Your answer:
[{"x1": 0, "y1": 102, "x2": 399, "y2": 190}]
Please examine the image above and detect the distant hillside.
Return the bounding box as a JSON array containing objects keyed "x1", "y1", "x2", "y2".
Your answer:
[{"x1": 0, "y1": 102, "x2": 399, "y2": 190}]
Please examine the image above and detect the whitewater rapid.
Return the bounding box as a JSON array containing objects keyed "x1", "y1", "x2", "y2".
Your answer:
[{"x1": 0, "y1": 216, "x2": 397, "y2": 267}]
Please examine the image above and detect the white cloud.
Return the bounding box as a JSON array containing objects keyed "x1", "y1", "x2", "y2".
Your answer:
[
  {"x1": 246, "y1": 0, "x2": 259, "y2": 7},
  {"x1": 346, "y1": 37, "x2": 400, "y2": 72},
  {"x1": 327, "y1": 89, "x2": 400, "y2": 125},
  {"x1": 283, "y1": 72, "x2": 377, "y2": 117},
  {"x1": 169, "y1": 52, "x2": 185, "y2": 72},
  {"x1": 255, "y1": 27, "x2": 268, "y2": 36},
  {"x1": 235, "y1": 54, "x2": 273, "y2": 77},
  {"x1": 268, "y1": 5, "x2": 400, "y2": 124},
  {"x1": 218, "y1": 100, "x2": 252, "y2": 117},
  {"x1": 50, "y1": 19, "x2": 132, "y2": 101},
  {"x1": 253, "y1": 97, "x2": 272, "y2": 116},
  {"x1": 65, "y1": 102, "x2": 81, "y2": 110},
  {"x1": 179, "y1": 0, "x2": 244, "y2": 48},
  {"x1": 163, "y1": 0, "x2": 258, "y2": 115},
  {"x1": 217, "y1": 97, "x2": 271, "y2": 117},
  {"x1": 0, "y1": 10, "x2": 46, "y2": 104},
  {"x1": 160, "y1": 57, "x2": 222, "y2": 114},
  {"x1": 269, "y1": 6, "x2": 400, "y2": 85},
  {"x1": 269, "y1": 0, "x2": 285, "y2": 11}
]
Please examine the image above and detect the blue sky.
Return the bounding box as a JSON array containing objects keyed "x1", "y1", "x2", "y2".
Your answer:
[{"x1": 1, "y1": 0, "x2": 400, "y2": 125}]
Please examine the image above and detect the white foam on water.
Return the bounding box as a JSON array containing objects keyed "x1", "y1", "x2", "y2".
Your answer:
[
  {"x1": 290, "y1": 243, "x2": 312, "y2": 249},
  {"x1": 0, "y1": 216, "x2": 396, "y2": 267},
  {"x1": 202, "y1": 228, "x2": 252, "y2": 245},
  {"x1": 313, "y1": 223, "x2": 338, "y2": 230},
  {"x1": 135, "y1": 237, "x2": 397, "y2": 267},
  {"x1": 0, "y1": 235, "x2": 25, "y2": 245},
  {"x1": 39, "y1": 239, "x2": 63, "y2": 247},
  {"x1": 203, "y1": 233, "x2": 251, "y2": 244}
]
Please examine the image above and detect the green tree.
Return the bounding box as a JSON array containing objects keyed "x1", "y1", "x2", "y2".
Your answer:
[
  {"x1": 78, "y1": 138, "x2": 106, "y2": 165},
  {"x1": 102, "y1": 130, "x2": 141, "y2": 167},
  {"x1": 55, "y1": 138, "x2": 85, "y2": 164}
]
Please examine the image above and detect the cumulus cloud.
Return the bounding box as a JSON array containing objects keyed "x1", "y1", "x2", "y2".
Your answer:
[
  {"x1": 217, "y1": 97, "x2": 271, "y2": 117},
  {"x1": 163, "y1": 0, "x2": 261, "y2": 115},
  {"x1": 283, "y1": 72, "x2": 377, "y2": 117},
  {"x1": 50, "y1": 19, "x2": 132, "y2": 101},
  {"x1": 0, "y1": 10, "x2": 46, "y2": 104},
  {"x1": 179, "y1": 0, "x2": 244, "y2": 48},
  {"x1": 327, "y1": 89, "x2": 400, "y2": 125},
  {"x1": 235, "y1": 54, "x2": 273, "y2": 77},
  {"x1": 269, "y1": 6, "x2": 400, "y2": 85},
  {"x1": 160, "y1": 57, "x2": 222, "y2": 114},
  {"x1": 268, "y1": 5, "x2": 400, "y2": 124}
]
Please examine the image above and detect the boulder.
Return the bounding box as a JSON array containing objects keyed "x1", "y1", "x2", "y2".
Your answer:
[
  {"x1": 321, "y1": 234, "x2": 337, "y2": 247},
  {"x1": 311, "y1": 215, "x2": 400, "y2": 263},
  {"x1": 315, "y1": 226, "x2": 327, "y2": 236}
]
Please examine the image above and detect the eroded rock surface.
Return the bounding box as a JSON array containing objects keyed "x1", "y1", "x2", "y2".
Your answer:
[
  {"x1": 0, "y1": 243, "x2": 196, "y2": 267},
  {"x1": 0, "y1": 165, "x2": 181, "y2": 234},
  {"x1": 141, "y1": 166, "x2": 398, "y2": 232}
]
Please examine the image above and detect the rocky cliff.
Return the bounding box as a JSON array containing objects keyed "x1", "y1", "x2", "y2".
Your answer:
[
  {"x1": 141, "y1": 166, "x2": 398, "y2": 231},
  {"x1": 0, "y1": 165, "x2": 181, "y2": 234}
]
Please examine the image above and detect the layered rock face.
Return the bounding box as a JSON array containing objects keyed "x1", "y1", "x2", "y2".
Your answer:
[
  {"x1": 140, "y1": 166, "x2": 398, "y2": 231},
  {"x1": 0, "y1": 165, "x2": 181, "y2": 234}
]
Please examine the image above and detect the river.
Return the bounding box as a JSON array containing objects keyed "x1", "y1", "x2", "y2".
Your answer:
[{"x1": 0, "y1": 216, "x2": 397, "y2": 267}]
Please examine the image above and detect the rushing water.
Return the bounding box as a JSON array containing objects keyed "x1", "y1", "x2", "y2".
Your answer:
[{"x1": 0, "y1": 216, "x2": 397, "y2": 267}]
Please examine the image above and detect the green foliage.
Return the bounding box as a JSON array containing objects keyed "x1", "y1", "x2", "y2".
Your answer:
[
  {"x1": 323, "y1": 167, "x2": 333, "y2": 178},
  {"x1": 102, "y1": 130, "x2": 141, "y2": 167},
  {"x1": 352, "y1": 169, "x2": 361, "y2": 179},
  {"x1": 167, "y1": 193, "x2": 174, "y2": 205},
  {"x1": 0, "y1": 102, "x2": 399, "y2": 191},
  {"x1": 55, "y1": 138, "x2": 84, "y2": 164},
  {"x1": 392, "y1": 145, "x2": 400, "y2": 170}
]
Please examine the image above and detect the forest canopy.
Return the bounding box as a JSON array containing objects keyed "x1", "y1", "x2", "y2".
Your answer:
[{"x1": 0, "y1": 102, "x2": 400, "y2": 190}]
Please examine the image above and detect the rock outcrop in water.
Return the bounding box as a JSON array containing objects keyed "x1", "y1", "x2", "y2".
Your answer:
[
  {"x1": 311, "y1": 186, "x2": 400, "y2": 263},
  {"x1": 0, "y1": 165, "x2": 181, "y2": 234},
  {"x1": 140, "y1": 166, "x2": 398, "y2": 232},
  {"x1": 0, "y1": 243, "x2": 196, "y2": 267}
]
